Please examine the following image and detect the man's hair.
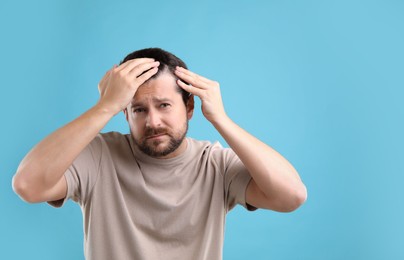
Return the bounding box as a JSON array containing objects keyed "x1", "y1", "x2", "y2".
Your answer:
[{"x1": 120, "y1": 48, "x2": 191, "y2": 105}]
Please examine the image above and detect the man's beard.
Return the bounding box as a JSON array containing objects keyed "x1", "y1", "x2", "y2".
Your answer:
[{"x1": 133, "y1": 121, "x2": 188, "y2": 158}]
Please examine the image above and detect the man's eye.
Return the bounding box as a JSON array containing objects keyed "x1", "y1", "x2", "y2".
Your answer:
[
  {"x1": 160, "y1": 103, "x2": 171, "y2": 108},
  {"x1": 133, "y1": 108, "x2": 145, "y2": 113}
]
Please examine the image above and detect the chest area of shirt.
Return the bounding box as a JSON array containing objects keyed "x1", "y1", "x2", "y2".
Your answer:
[{"x1": 93, "y1": 162, "x2": 225, "y2": 243}]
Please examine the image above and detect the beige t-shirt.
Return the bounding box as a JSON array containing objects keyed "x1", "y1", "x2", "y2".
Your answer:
[{"x1": 49, "y1": 132, "x2": 255, "y2": 260}]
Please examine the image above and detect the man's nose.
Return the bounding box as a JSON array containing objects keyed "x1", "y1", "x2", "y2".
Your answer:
[{"x1": 146, "y1": 109, "x2": 162, "y2": 128}]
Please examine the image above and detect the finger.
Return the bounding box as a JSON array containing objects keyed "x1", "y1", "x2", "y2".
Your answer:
[
  {"x1": 174, "y1": 69, "x2": 209, "y2": 90},
  {"x1": 104, "y1": 64, "x2": 116, "y2": 77},
  {"x1": 175, "y1": 66, "x2": 212, "y2": 84},
  {"x1": 98, "y1": 65, "x2": 114, "y2": 88},
  {"x1": 177, "y1": 79, "x2": 203, "y2": 97},
  {"x1": 129, "y1": 61, "x2": 160, "y2": 79},
  {"x1": 135, "y1": 67, "x2": 159, "y2": 86},
  {"x1": 118, "y1": 58, "x2": 156, "y2": 74}
]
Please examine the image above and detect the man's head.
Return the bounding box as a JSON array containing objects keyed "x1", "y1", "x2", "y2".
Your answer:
[
  {"x1": 120, "y1": 48, "x2": 191, "y2": 105},
  {"x1": 122, "y1": 48, "x2": 194, "y2": 159}
]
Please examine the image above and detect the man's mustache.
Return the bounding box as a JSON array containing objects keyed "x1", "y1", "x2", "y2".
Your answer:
[{"x1": 144, "y1": 127, "x2": 170, "y2": 138}]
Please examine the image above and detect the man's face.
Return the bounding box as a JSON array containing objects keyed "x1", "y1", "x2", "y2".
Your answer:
[{"x1": 124, "y1": 71, "x2": 194, "y2": 159}]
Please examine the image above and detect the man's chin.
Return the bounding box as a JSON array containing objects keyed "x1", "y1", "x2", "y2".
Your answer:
[
  {"x1": 135, "y1": 131, "x2": 187, "y2": 158},
  {"x1": 146, "y1": 137, "x2": 168, "y2": 148},
  {"x1": 141, "y1": 141, "x2": 174, "y2": 158},
  {"x1": 149, "y1": 142, "x2": 169, "y2": 153}
]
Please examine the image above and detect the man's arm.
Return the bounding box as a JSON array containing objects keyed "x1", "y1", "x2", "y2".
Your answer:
[
  {"x1": 12, "y1": 59, "x2": 160, "y2": 203},
  {"x1": 175, "y1": 66, "x2": 307, "y2": 212}
]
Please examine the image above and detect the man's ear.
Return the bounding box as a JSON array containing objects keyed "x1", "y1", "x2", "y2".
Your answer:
[
  {"x1": 186, "y1": 95, "x2": 195, "y2": 120},
  {"x1": 123, "y1": 108, "x2": 129, "y2": 121}
]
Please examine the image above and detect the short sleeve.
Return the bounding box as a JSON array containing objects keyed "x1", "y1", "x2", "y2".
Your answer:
[
  {"x1": 211, "y1": 144, "x2": 257, "y2": 212},
  {"x1": 47, "y1": 134, "x2": 103, "y2": 208}
]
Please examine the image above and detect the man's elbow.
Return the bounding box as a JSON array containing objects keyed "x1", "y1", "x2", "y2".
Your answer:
[
  {"x1": 12, "y1": 174, "x2": 42, "y2": 204},
  {"x1": 285, "y1": 184, "x2": 308, "y2": 212}
]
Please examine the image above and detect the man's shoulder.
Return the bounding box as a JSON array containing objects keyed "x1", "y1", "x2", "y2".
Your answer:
[
  {"x1": 186, "y1": 137, "x2": 225, "y2": 156},
  {"x1": 186, "y1": 138, "x2": 237, "y2": 171},
  {"x1": 99, "y1": 131, "x2": 129, "y2": 141},
  {"x1": 97, "y1": 131, "x2": 131, "y2": 151}
]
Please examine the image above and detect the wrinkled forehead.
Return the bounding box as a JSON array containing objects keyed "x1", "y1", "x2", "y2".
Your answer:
[{"x1": 130, "y1": 72, "x2": 182, "y2": 106}]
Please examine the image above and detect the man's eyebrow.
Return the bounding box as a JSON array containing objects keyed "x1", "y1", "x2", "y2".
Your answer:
[
  {"x1": 131, "y1": 97, "x2": 173, "y2": 107},
  {"x1": 152, "y1": 97, "x2": 173, "y2": 103},
  {"x1": 131, "y1": 101, "x2": 144, "y2": 107}
]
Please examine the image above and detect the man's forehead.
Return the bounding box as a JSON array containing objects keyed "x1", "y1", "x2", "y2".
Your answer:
[{"x1": 131, "y1": 82, "x2": 181, "y2": 106}]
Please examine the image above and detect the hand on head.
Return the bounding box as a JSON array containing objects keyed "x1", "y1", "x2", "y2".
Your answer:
[{"x1": 97, "y1": 58, "x2": 160, "y2": 115}]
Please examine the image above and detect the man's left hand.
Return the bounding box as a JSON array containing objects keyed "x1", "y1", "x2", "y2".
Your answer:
[{"x1": 175, "y1": 66, "x2": 227, "y2": 124}]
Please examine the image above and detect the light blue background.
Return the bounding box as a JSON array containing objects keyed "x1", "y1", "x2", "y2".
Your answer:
[{"x1": 1, "y1": 0, "x2": 403, "y2": 259}]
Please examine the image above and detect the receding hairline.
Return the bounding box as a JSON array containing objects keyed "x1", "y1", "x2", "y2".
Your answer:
[{"x1": 129, "y1": 70, "x2": 184, "y2": 106}]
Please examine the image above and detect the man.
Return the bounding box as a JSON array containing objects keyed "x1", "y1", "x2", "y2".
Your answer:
[{"x1": 12, "y1": 48, "x2": 307, "y2": 260}]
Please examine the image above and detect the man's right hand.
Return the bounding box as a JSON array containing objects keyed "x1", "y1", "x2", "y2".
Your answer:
[{"x1": 97, "y1": 58, "x2": 160, "y2": 115}]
